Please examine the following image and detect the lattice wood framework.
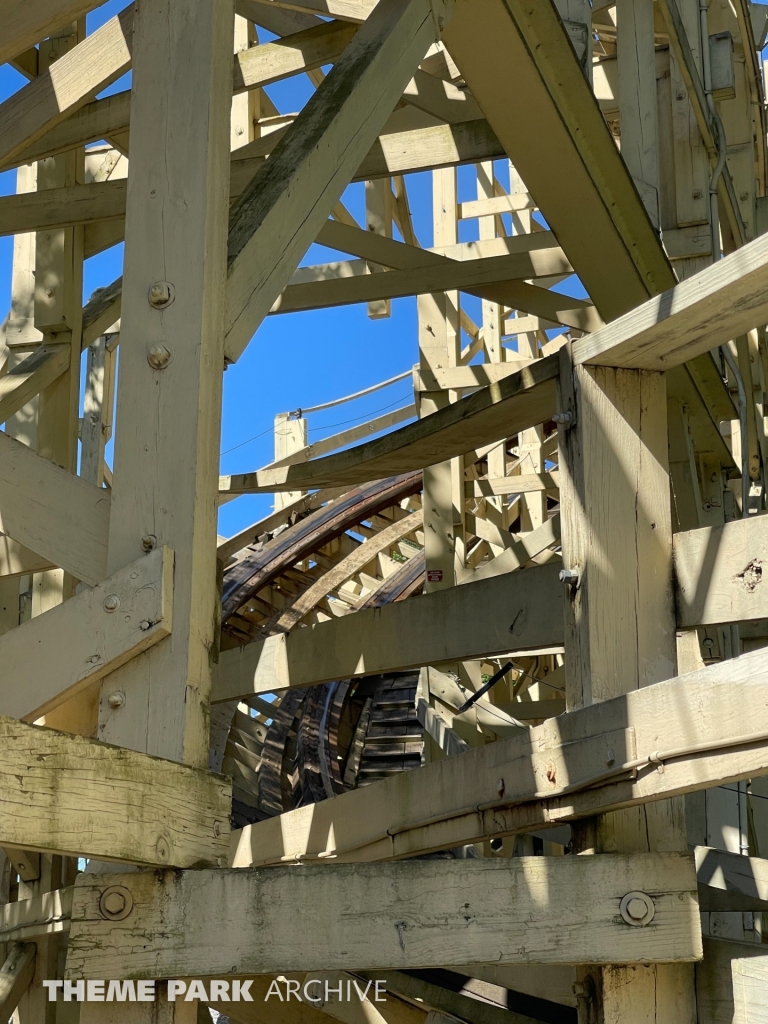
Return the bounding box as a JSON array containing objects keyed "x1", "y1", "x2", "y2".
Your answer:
[{"x1": 3, "y1": 1, "x2": 768, "y2": 1022}]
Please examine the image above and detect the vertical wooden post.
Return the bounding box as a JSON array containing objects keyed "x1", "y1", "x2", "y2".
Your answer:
[
  {"x1": 274, "y1": 412, "x2": 308, "y2": 510},
  {"x1": 617, "y1": 0, "x2": 660, "y2": 228},
  {"x1": 94, "y1": 0, "x2": 235, "y2": 768},
  {"x1": 558, "y1": 351, "x2": 696, "y2": 1023}
]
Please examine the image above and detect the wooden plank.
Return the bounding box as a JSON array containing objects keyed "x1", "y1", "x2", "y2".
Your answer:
[
  {"x1": 0, "y1": 546, "x2": 173, "y2": 723},
  {"x1": 0, "y1": 535, "x2": 55, "y2": 579},
  {"x1": 4, "y1": 91, "x2": 132, "y2": 172},
  {"x1": 0, "y1": 888, "x2": 73, "y2": 944},
  {"x1": 82, "y1": 276, "x2": 122, "y2": 348},
  {"x1": 468, "y1": 473, "x2": 560, "y2": 498},
  {"x1": 213, "y1": 562, "x2": 563, "y2": 701},
  {"x1": 273, "y1": 510, "x2": 423, "y2": 630},
  {"x1": 695, "y1": 847, "x2": 768, "y2": 913},
  {"x1": 249, "y1": 0, "x2": 377, "y2": 20},
  {"x1": 0, "y1": 715, "x2": 230, "y2": 866},
  {"x1": 1, "y1": 0, "x2": 106, "y2": 67},
  {"x1": 0, "y1": 180, "x2": 127, "y2": 237},
  {"x1": 696, "y1": 936, "x2": 768, "y2": 1024},
  {"x1": 731, "y1": 956, "x2": 768, "y2": 1024},
  {"x1": 234, "y1": 21, "x2": 359, "y2": 92},
  {"x1": 65, "y1": 854, "x2": 701, "y2": 979},
  {"x1": 0, "y1": 5, "x2": 134, "y2": 169},
  {"x1": 0, "y1": 430, "x2": 110, "y2": 586},
  {"x1": 228, "y1": 647, "x2": 768, "y2": 866},
  {"x1": 0, "y1": 343, "x2": 70, "y2": 425},
  {"x1": 674, "y1": 517, "x2": 768, "y2": 628},
  {"x1": 461, "y1": 515, "x2": 560, "y2": 584},
  {"x1": 0, "y1": 943, "x2": 35, "y2": 1021},
  {"x1": 442, "y1": 0, "x2": 675, "y2": 322},
  {"x1": 573, "y1": 232, "x2": 768, "y2": 370},
  {"x1": 219, "y1": 355, "x2": 558, "y2": 494},
  {"x1": 225, "y1": 0, "x2": 455, "y2": 361}
]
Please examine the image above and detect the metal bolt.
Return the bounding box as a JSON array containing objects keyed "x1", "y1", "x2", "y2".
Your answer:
[
  {"x1": 676, "y1": 90, "x2": 685, "y2": 100},
  {"x1": 236, "y1": 125, "x2": 244, "y2": 135},
  {"x1": 606, "y1": 748, "x2": 615, "y2": 766},
  {"x1": 148, "y1": 281, "x2": 175, "y2": 308},
  {"x1": 108, "y1": 691, "x2": 125, "y2": 709},
  {"x1": 88, "y1": 655, "x2": 101, "y2": 664},
  {"x1": 496, "y1": 778, "x2": 505, "y2": 797},
  {"x1": 45, "y1": 287, "x2": 55, "y2": 298},
  {"x1": 552, "y1": 411, "x2": 573, "y2": 426},
  {"x1": 703, "y1": 637, "x2": 715, "y2": 649},
  {"x1": 213, "y1": 820, "x2": 222, "y2": 838},
  {"x1": 103, "y1": 891, "x2": 126, "y2": 915},
  {"x1": 103, "y1": 594, "x2": 120, "y2": 613},
  {"x1": 741, "y1": 192, "x2": 749, "y2": 202},
  {"x1": 619, "y1": 890, "x2": 655, "y2": 927},
  {"x1": 693, "y1": 189, "x2": 703, "y2": 199},
  {"x1": 99, "y1": 885, "x2": 133, "y2": 921},
  {"x1": 626, "y1": 898, "x2": 648, "y2": 920},
  {"x1": 139, "y1": 620, "x2": 151, "y2": 631},
  {"x1": 147, "y1": 343, "x2": 172, "y2": 370},
  {"x1": 559, "y1": 568, "x2": 580, "y2": 587},
  {"x1": 141, "y1": 534, "x2": 157, "y2": 552}
]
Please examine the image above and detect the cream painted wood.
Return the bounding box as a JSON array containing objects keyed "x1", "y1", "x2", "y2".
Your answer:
[
  {"x1": 0, "y1": 887, "x2": 73, "y2": 944},
  {"x1": 225, "y1": 0, "x2": 455, "y2": 361},
  {"x1": 0, "y1": 715, "x2": 230, "y2": 866},
  {"x1": 96, "y1": 0, "x2": 235, "y2": 767},
  {"x1": 0, "y1": 430, "x2": 110, "y2": 585},
  {"x1": 219, "y1": 356, "x2": 558, "y2": 493},
  {"x1": 65, "y1": 854, "x2": 700, "y2": 978},
  {"x1": 1, "y1": 0, "x2": 107, "y2": 65},
  {"x1": 0, "y1": 6, "x2": 134, "y2": 169},
  {"x1": 0, "y1": 343, "x2": 70, "y2": 425},
  {"x1": 234, "y1": 21, "x2": 359, "y2": 92},
  {"x1": 468, "y1": 472, "x2": 560, "y2": 498},
  {"x1": 250, "y1": 0, "x2": 377, "y2": 23},
  {"x1": 0, "y1": 547, "x2": 172, "y2": 723},
  {"x1": 460, "y1": 514, "x2": 560, "y2": 584},
  {"x1": 0, "y1": 942, "x2": 35, "y2": 1021},
  {"x1": 213, "y1": 563, "x2": 562, "y2": 701},
  {"x1": 225, "y1": 647, "x2": 768, "y2": 866},
  {"x1": 674, "y1": 517, "x2": 768, "y2": 628},
  {"x1": 0, "y1": 535, "x2": 55, "y2": 579},
  {"x1": 573, "y1": 231, "x2": 768, "y2": 370}
]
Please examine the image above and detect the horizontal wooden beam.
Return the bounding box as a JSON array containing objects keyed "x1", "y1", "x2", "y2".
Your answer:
[
  {"x1": 249, "y1": 0, "x2": 377, "y2": 21},
  {"x1": 0, "y1": 343, "x2": 70, "y2": 424},
  {"x1": 1, "y1": 0, "x2": 106, "y2": 67},
  {"x1": 0, "y1": 535, "x2": 55, "y2": 579},
  {"x1": 234, "y1": 20, "x2": 359, "y2": 92},
  {"x1": 674, "y1": 516, "x2": 768, "y2": 628},
  {"x1": 0, "y1": 546, "x2": 172, "y2": 722},
  {"x1": 0, "y1": 887, "x2": 73, "y2": 944},
  {"x1": 219, "y1": 355, "x2": 558, "y2": 494},
  {"x1": 573, "y1": 232, "x2": 768, "y2": 370},
  {"x1": 696, "y1": 847, "x2": 768, "y2": 913},
  {"x1": 468, "y1": 472, "x2": 560, "y2": 498},
  {"x1": 0, "y1": 431, "x2": 109, "y2": 586},
  {"x1": 0, "y1": 715, "x2": 230, "y2": 866},
  {"x1": 0, "y1": 5, "x2": 134, "y2": 169},
  {"x1": 213, "y1": 562, "x2": 562, "y2": 702},
  {"x1": 0, "y1": 180, "x2": 127, "y2": 238},
  {"x1": 229, "y1": 648, "x2": 768, "y2": 865},
  {"x1": 65, "y1": 854, "x2": 701, "y2": 979}
]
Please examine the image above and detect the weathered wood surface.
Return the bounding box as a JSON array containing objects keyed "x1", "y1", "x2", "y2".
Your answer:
[
  {"x1": 0, "y1": 943, "x2": 36, "y2": 1021},
  {"x1": 696, "y1": 936, "x2": 768, "y2": 1024},
  {"x1": 0, "y1": 429, "x2": 110, "y2": 586},
  {"x1": 1, "y1": 0, "x2": 106, "y2": 67},
  {"x1": 219, "y1": 356, "x2": 558, "y2": 493},
  {"x1": 0, "y1": 887, "x2": 73, "y2": 944},
  {"x1": 0, "y1": 715, "x2": 230, "y2": 866},
  {"x1": 0, "y1": 343, "x2": 70, "y2": 424},
  {"x1": 230, "y1": 648, "x2": 768, "y2": 866},
  {"x1": 573, "y1": 231, "x2": 768, "y2": 370},
  {"x1": 695, "y1": 847, "x2": 768, "y2": 913},
  {"x1": 0, "y1": 547, "x2": 173, "y2": 722},
  {"x1": 674, "y1": 517, "x2": 768, "y2": 628},
  {"x1": 213, "y1": 562, "x2": 563, "y2": 702},
  {"x1": 65, "y1": 855, "x2": 701, "y2": 978}
]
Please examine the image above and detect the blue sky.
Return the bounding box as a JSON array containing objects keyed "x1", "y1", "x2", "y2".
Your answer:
[{"x1": 0, "y1": 0, "x2": 585, "y2": 539}]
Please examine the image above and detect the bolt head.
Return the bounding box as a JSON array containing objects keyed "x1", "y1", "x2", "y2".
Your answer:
[
  {"x1": 141, "y1": 534, "x2": 157, "y2": 552},
  {"x1": 103, "y1": 594, "x2": 120, "y2": 613},
  {"x1": 213, "y1": 820, "x2": 222, "y2": 838},
  {"x1": 103, "y1": 891, "x2": 126, "y2": 915},
  {"x1": 108, "y1": 691, "x2": 125, "y2": 709},
  {"x1": 139, "y1": 619, "x2": 151, "y2": 631},
  {"x1": 147, "y1": 343, "x2": 172, "y2": 370},
  {"x1": 619, "y1": 890, "x2": 655, "y2": 927},
  {"x1": 99, "y1": 885, "x2": 133, "y2": 921},
  {"x1": 626, "y1": 897, "x2": 647, "y2": 920},
  {"x1": 693, "y1": 189, "x2": 703, "y2": 200},
  {"x1": 148, "y1": 281, "x2": 175, "y2": 308}
]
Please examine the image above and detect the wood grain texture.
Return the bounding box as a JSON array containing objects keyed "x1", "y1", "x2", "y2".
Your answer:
[
  {"x1": 0, "y1": 942, "x2": 35, "y2": 1020},
  {"x1": 229, "y1": 648, "x2": 768, "y2": 866},
  {"x1": 213, "y1": 562, "x2": 563, "y2": 701},
  {"x1": 0, "y1": 715, "x2": 230, "y2": 866},
  {"x1": 674, "y1": 517, "x2": 768, "y2": 627},
  {"x1": 0, "y1": 547, "x2": 173, "y2": 722},
  {"x1": 0, "y1": 0, "x2": 106, "y2": 66},
  {"x1": 65, "y1": 854, "x2": 701, "y2": 978},
  {"x1": 0, "y1": 429, "x2": 110, "y2": 586}
]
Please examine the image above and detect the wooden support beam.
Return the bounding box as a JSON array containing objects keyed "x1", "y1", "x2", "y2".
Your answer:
[
  {"x1": 573, "y1": 232, "x2": 768, "y2": 370},
  {"x1": 65, "y1": 854, "x2": 701, "y2": 978},
  {"x1": 441, "y1": 0, "x2": 675, "y2": 322},
  {"x1": 0, "y1": 430, "x2": 109, "y2": 586},
  {"x1": 1, "y1": 0, "x2": 107, "y2": 67},
  {"x1": 0, "y1": 715, "x2": 230, "y2": 866},
  {"x1": 0, "y1": 5, "x2": 134, "y2": 169},
  {"x1": 674, "y1": 516, "x2": 768, "y2": 628},
  {"x1": 234, "y1": 21, "x2": 359, "y2": 92},
  {"x1": 461, "y1": 515, "x2": 560, "y2": 584},
  {"x1": 219, "y1": 355, "x2": 558, "y2": 494},
  {"x1": 0, "y1": 536, "x2": 55, "y2": 579},
  {"x1": 696, "y1": 936, "x2": 768, "y2": 1024},
  {"x1": 0, "y1": 546, "x2": 172, "y2": 723},
  {"x1": 0, "y1": 343, "x2": 70, "y2": 425},
  {"x1": 0, "y1": 943, "x2": 36, "y2": 1022},
  {"x1": 248, "y1": 0, "x2": 377, "y2": 20},
  {"x1": 228, "y1": 647, "x2": 768, "y2": 866},
  {"x1": 81, "y1": 277, "x2": 122, "y2": 348},
  {"x1": 0, "y1": 888, "x2": 73, "y2": 944},
  {"x1": 468, "y1": 473, "x2": 560, "y2": 498},
  {"x1": 0, "y1": 180, "x2": 127, "y2": 238},
  {"x1": 696, "y1": 847, "x2": 768, "y2": 913},
  {"x1": 225, "y1": 0, "x2": 455, "y2": 362},
  {"x1": 213, "y1": 563, "x2": 562, "y2": 701}
]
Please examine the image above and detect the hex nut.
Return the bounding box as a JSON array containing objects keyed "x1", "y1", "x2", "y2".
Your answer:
[
  {"x1": 103, "y1": 594, "x2": 120, "y2": 613},
  {"x1": 148, "y1": 281, "x2": 175, "y2": 309},
  {"x1": 99, "y1": 885, "x2": 133, "y2": 921},
  {"x1": 108, "y1": 691, "x2": 126, "y2": 709},
  {"x1": 619, "y1": 890, "x2": 655, "y2": 927},
  {"x1": 147, "y1": 343, "x2": 172, "y2": 370}
]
